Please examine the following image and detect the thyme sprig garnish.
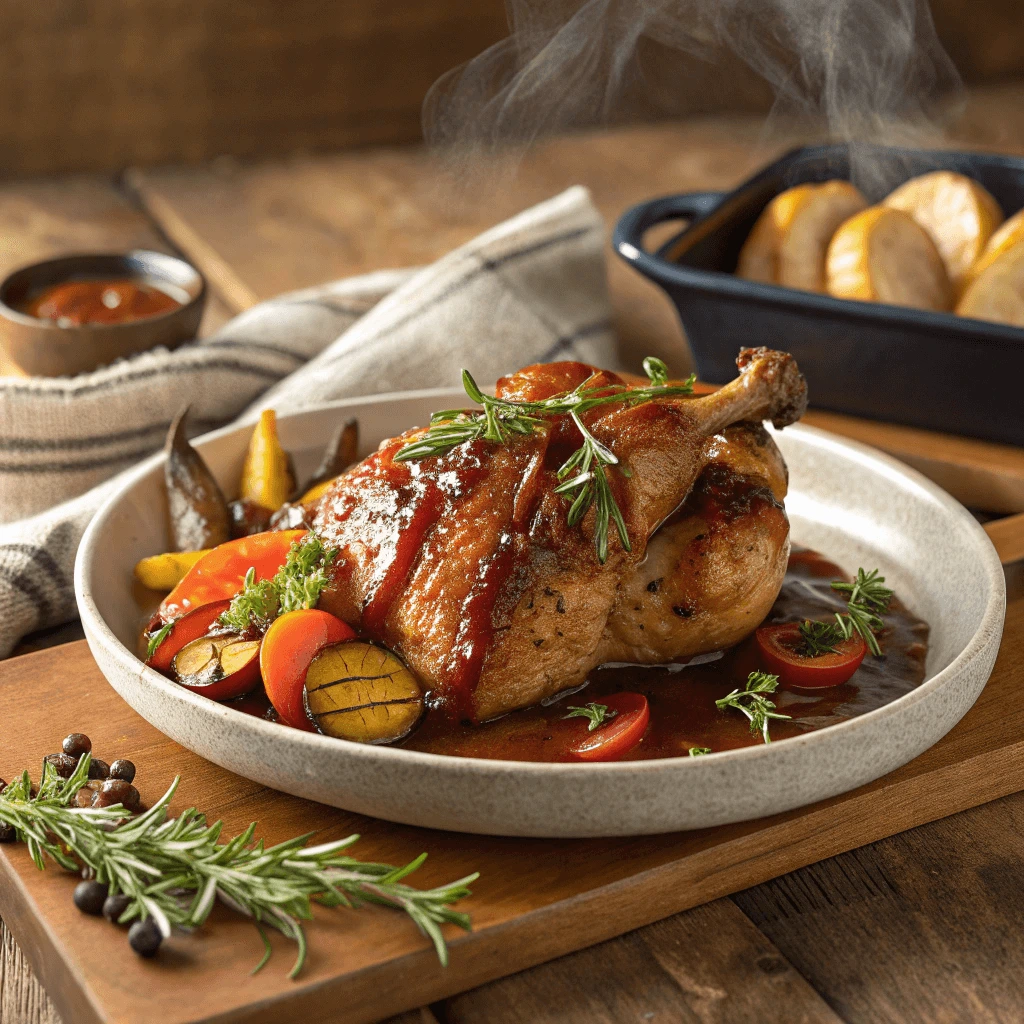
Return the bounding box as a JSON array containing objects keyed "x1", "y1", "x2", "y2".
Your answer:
[
  {"x1": 394, "y1": 357, "x2": 695, "y2": 562},
  {"x1": 219, "y1": 532, "x2": 337, "y2": 634},
  {"x1": 715, "y1": 670, "x2": 790, "y2": 744},
  {"x1": 563, "y1": 702, "x2": 618, "y2": 731},
  {"x1": 0, "y1": 755, "x2": 476, "y2": 977}
]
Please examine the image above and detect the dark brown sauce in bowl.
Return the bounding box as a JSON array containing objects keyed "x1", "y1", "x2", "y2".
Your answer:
[{"x1": 398, "y1": 548, "x2": 929, "y2": 762}]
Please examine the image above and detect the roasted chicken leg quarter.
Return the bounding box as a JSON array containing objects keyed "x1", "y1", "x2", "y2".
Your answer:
[{"x1": 314, "y1": 347, "x2": 807, "y2": 722}]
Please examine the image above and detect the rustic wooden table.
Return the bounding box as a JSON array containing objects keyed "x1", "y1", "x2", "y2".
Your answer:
[{"x1": 3, "y1": 84, "x2": 1024, "y2": 1023}]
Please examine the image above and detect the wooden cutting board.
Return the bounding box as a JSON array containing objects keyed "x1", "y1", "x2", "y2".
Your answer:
[{"x1": 1, "y1": 565, "x2": 1022, "y2": 1024}]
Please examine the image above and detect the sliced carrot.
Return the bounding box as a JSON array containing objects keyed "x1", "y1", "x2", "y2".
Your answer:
[
  {"x1": 260, "y1": 609, "x2": 356, "y2": 730},
  {"x1": 159, "y1": 530, "x2": 306, "y2": 620}
]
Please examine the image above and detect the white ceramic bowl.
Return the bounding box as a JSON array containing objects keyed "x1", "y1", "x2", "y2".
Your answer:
[{"x1": 75, "y1": 391, "x2": 1006, "y2": 837}]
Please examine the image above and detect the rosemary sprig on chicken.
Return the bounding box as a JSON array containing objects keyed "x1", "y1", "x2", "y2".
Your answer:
[{"x1": 395, "y1": 357, "x2": 695, "y2": 561}]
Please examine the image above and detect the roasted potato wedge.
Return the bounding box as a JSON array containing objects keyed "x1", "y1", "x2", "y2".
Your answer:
[
  {"x1": 963, "y1": 207, "x2": 1024, "y2": 294},
  {"x1": 738, "y1": 181, "x2": 867, "y2": 292},
  {"x1": 134, "y1": 550, "x2": 209, "y2": 591},
  {"x1": 240, "y1": 410, "x2": 296, "y2": 512},
  {"x1": 737, "y1": 184, "x2": 817, "y2": 284},
  {"x1": 957, "y1": 237, "x2": 1024, "y2": 327},
  {"x1": 164, "y1": 408, "x2": 231, "y2": 552},
  {"x1": 882, "y1": 171, "x2": 1003, "y2": 293},
  {"x1": 826, "y1": 206, "x2": 952, "y2": 311}
]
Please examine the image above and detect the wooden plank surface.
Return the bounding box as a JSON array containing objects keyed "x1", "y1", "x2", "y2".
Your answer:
[
  {"x1": 443, "y1": 899, "x2": 844, "y2": 1024},
  {"x1": 0, "y1": 0, "x2": 508, "y2": 177},
  {"x1": 0, "y1": 569, "x2": 1022, "y2": 1024}
]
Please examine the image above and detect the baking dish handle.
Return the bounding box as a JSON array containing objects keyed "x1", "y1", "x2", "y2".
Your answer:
[{"x1": 614, "y1": 192, "x2": 725, "y2": 258}]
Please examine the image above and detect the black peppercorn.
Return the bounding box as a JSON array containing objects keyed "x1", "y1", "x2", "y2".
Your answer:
[
  {"x1": 123, "y1": 785, "x2": 142, "y2": 813},
  {"x1": 44, "y1": 753, "x2": 78, "y2": 779},
  {"x1": 0, "y1": 823, "x2": 15, "y2": 843},
  {"x1": 74, "y1": 789, "x2": 95, "y2": 808},
  {"x1": 128, "y1": 917, "x2": 163, "y2": 958},
  {"x1": 62, "y1": 733, "x2": 92, "y2": 758},
  {"x1": 108, "y1": 759, "x2": 136, "y2": 783},
  {"x1": 73, "y1": 880, "x2": 109, "y2": 915},
  {"x1": 103, "y1": 893, "x2": 133, "y2": 926},
  {"x1": 87, "y1": 759, "x2": 111, "y2": 781}
]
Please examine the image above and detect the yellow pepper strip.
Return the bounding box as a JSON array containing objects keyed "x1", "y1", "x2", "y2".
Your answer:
[
  {"x1": 239, "y1": 410, "x2": 294, "y2": 511},
  {"x1": 298, "y1": 477, "x2": 338, "y2": 505},
  {"x1": 134, "y1": 550, "x2": 209, "y2": 592}
]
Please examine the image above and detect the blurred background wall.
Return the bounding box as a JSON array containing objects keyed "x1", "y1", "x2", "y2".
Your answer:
[{"x1": 0, "y1": 0, "x2": 1021, "y2": 176}]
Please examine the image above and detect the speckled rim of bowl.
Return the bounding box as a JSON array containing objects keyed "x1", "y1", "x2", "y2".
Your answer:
[{"x1": 74, "y1": 390, "x2": 1006, "y2": 837}]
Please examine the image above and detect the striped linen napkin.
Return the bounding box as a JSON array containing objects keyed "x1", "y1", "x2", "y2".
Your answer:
[{"x1": 0, "y1": 186, "x2": 616, "y2": 657}]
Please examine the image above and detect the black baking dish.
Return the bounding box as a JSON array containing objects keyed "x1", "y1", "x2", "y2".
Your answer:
[{"x1": 614, "y1": 143, "x2": 1024, "y2": 446}]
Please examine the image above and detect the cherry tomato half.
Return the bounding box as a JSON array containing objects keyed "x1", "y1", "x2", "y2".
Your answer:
[
  {"x1": 567, "y1": 692, "x2": 650, "y2": 762},
  {"x1": 755, "y1": 622, "x2": 866, "y2": 689},
  {"x1": 146, "y1": 599, "x2": 231, "y2": 674},
  {"x1": 159, "y1": 530, "x2": 306, "y2": 621},
  {"x1": 260, "y1": 609, "x2": 356, "y2": 729}
]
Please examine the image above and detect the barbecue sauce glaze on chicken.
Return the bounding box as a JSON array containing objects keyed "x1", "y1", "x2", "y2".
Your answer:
[{"x1": 314, "y1": 348, "x2": 809, "y2": 723}]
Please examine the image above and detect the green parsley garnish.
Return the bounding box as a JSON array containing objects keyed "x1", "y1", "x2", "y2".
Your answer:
[
  {"x1": 219, "y1": 533, "x2": 336, "y2": 634},
  {"x1": 394, "y1": 357, "x2": 695, "y2": 563},
  {"x1": 688, "y1": 746, "x2": 711, "y2": 757},
  {"x1": 715, "y1": 670, "x2": 790, "y2": 744},
  {"x1": 563, "y1": 702, "x2": 618, "y2": 731}
]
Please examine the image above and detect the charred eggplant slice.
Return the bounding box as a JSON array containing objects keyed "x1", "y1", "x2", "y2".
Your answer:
[
  {"x1": 299, "y1": 418, "x2": 359, "y2": 503},
  {"x1": 164, "y1": 407, "x2": 230, "y2": 552},
  {"x1": 304, "y1": 642, "x2": 424, "y2": 743}
]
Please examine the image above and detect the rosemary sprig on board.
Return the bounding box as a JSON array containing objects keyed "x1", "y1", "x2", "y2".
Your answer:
[
  {"x1": 0, "y1": 755, "x2": 476, "y2": 977},
  {"x1": 394, "y1": 357, "x2": 695, "y2": 562},
  {"x1": 715, "y1": 671, "x2": 790, "y2": 744}
]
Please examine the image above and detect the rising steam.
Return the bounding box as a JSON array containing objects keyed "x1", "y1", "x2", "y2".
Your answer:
[{"x1": 424, "y1": 0, "x2": 963, "y2": 179}]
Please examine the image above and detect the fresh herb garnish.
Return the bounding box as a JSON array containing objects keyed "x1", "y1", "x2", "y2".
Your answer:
[
  {"x1": 219, "y1": 533, "x2": 336, "y2": 634},
  {"x1": 394, "y1": 357, "x2": 695, "y2": 562},
  {"x1": 831, "y1": 568, "x2": 893, "y2": 657},
  {"x1": 0, "y1": 754, "x2": 476, "y2": 977},
  {"x1": 715, "y1": 670, "x2": 791, "y2": 744},
  {"x1": 794, "y1": 568, "x2": 894, "y2": 659},
  {"x1": 145, "y1": 620, "x2": 174, "y2": 659},
  {"x1": 797, "y1": 618, "x2": 844, "y2": 657},
  {"x1": 563, "y1": 702, "x2": 618, "y2": 732},
  {"x1": 688, "y1": 746, "x2": 711, "y2": 757}
]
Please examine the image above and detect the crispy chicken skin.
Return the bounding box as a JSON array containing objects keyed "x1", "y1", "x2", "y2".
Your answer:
[{"x1": 314, "y1": 348, "x2": 807, "y2": 721}]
